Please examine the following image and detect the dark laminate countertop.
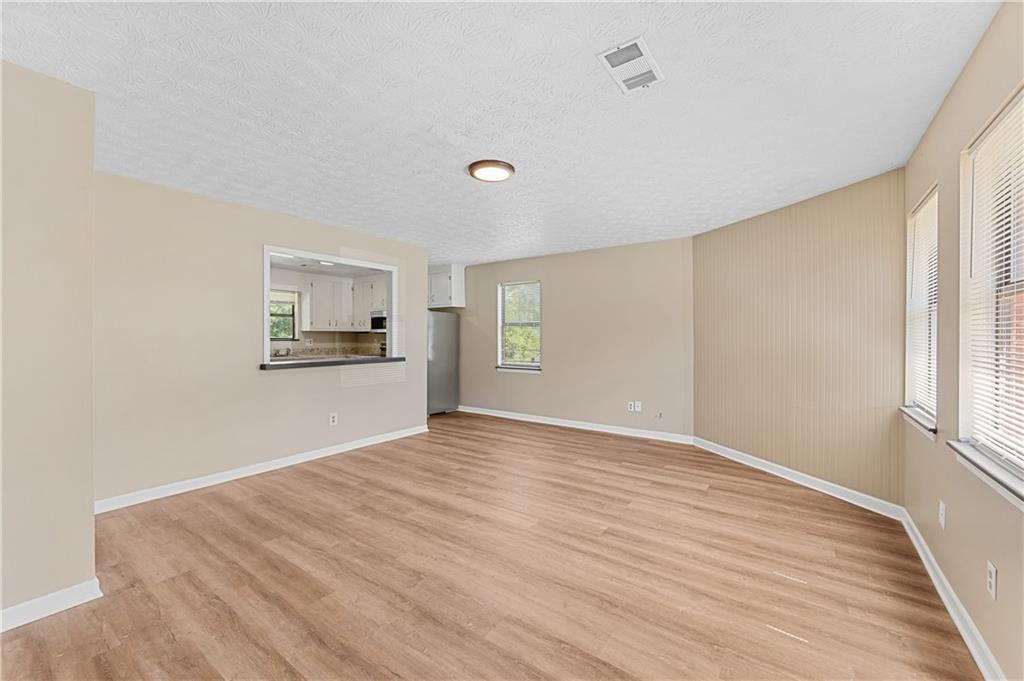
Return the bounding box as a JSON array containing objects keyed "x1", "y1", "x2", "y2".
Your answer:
[{"x1": 259, "y1": 356, "x2": 405, "y2": 370}]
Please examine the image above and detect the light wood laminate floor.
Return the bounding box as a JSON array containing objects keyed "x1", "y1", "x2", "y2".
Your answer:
[{"x1": 3, "y1": 412, "x2": 980, "y2": 680}]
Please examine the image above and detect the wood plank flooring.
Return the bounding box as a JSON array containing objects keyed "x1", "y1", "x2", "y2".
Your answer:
[{"x1": 2, "y1": 412, "x2": 980, "y2": 680}]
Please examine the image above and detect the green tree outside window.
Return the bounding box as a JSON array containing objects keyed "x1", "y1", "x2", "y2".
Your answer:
[
  {"x1": 269, "y1": 291, "x2": 297, "y2": 340},
  {"x1": 499, "y1": 281, "x2": 541, "y2": 367}
]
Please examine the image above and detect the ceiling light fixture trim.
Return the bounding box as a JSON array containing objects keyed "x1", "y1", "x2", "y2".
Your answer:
[{"x1": 468, "y1": 159, "x2": 515, "y2": 182}]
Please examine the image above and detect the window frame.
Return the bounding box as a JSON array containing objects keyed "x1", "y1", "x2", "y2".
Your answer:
[
  {"x1": 269, "y1": 290, "x2": 298, "y2": 341},
  {"x1": 901, "y1": 186, "x2": 939, "y2": 436},
  {"x1": 952, "y1": 86, "x2": 1024, "y2": 510},
  {"x1": 497, "y1": 280, "x2": 542, "y2": 372}
]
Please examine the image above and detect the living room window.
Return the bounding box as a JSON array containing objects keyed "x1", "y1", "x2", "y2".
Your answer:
[
  {"x1": 954, "y1": 89, "x2": 1024, "y2": 503},
  {"x1": 903, "y1": 190, "x2": 939, "y2": 432},
  {"x1": 498, "y1": 281, "x2": 541, "y2": 370}
]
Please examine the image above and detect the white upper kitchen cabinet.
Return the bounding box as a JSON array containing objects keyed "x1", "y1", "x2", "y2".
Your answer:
[
  {"x1": 301, "y1": 276, "x2": 334, "y2": 331},
  {"x1": 428, "y1": 264, "x2": 465, "y2": 308},
  {"x1": 352, "y1": 279, "x2": 372, "y2": 330},
  {"x1": 333, "y1": 279, "x2": 354, "y2": 330},
  {"x1": 301, "y1": 275, "x2": 356, "y2": 330},
  {"x1": 350, "y1": 274, "x2": 388, "y2": 329},
  {"x1": 369, "y1": 274, "x2": 389, "y2": 311}
]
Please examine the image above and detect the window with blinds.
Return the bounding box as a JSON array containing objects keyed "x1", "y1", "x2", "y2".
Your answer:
[
  {"x1": 960, "y1": 90, "x2": 1024, "y2": 477},
  {"x1": 498, "y1": 281, "x2": 541, "y2": 369},
  {"x1": 905, "y1": 191, "x2": 939, "y2": 423}
]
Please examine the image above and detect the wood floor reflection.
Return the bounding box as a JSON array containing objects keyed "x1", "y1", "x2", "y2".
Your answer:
[{"x1": 2, "y1": 412, "x2": 981, "y2": 680}]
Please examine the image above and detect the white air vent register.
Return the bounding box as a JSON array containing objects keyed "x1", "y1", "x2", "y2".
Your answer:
[{"x1": 598, "y1": 36, "x2": 664, "y2": 94}]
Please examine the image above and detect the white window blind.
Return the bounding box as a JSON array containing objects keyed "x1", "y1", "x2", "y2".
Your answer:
[
  {"x1": 961, "y1": 90, "x2": 1024, "y2": 475},
  {"x1": 906, "y1": 191, "x2": 939, "y2": 420},
  {"x1": 498, "y1": 281, "x2": 541, "y2": 369}
]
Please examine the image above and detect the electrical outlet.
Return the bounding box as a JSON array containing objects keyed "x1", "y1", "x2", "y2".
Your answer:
[
  {"x1": 634, "y1": 401, "x2": 642, "y2": 413},
  {"x1": 627, "y1": 401, "x2": 635, "y2": 412},
  {"x1": 305, "y1": 338, "x2": 314, "y2": 346},
  {"x1": 328, "y1": 412, "x2": 338, "y2": 426},
  {"x1": 938, "y1": 500, "x2": 946, "y2": 529},
  {"x1": 986, "y1": 561, "x2": 997, "y2": 599}
]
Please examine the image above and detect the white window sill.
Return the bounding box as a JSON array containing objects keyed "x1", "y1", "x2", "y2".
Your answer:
[
  {"x1": 496, "y1": 366, "x2": 541, "y2": 374},
  {"x1": 899, "y1": 405, "x2": 937, "y2": 441},
  {"x1": 947, "y1": 440, "x2": 1024, "y2": 512}
]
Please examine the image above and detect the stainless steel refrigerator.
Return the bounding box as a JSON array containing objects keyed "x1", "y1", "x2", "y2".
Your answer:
[{"x1": 427, "y1": 311, "x2": 459, "y2": 414}]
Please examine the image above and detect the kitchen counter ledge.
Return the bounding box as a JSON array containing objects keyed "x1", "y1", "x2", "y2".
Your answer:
[{"x1": 259, "y1": 356, "x2": 405, "y2": 370}]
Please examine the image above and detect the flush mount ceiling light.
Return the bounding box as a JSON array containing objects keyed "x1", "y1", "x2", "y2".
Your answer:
[{"x1": 468, "y1": 159, "x2": 515, "y2": 183}]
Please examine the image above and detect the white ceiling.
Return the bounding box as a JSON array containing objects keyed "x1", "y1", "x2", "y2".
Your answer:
[
  {"x1": 2, "y1": 2, "x2": 1000, "y2": 265},
  {"x1": 270, "y1": 253, "x2": 383, "y2": 279}
]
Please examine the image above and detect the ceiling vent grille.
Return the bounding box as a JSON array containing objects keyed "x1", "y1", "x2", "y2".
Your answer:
[{"x1": 598, "y1": 36, "x2": 664, "y2": 94}]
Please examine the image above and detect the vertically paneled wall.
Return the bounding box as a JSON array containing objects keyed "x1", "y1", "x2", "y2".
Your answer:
[{"x1": 693, "y1": 170, "x2": 906, "y2": 502}]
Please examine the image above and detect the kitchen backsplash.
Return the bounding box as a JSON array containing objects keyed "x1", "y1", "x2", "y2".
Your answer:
[{"x1": 270, "y1": 331, "x2": 385, "y2": 358}]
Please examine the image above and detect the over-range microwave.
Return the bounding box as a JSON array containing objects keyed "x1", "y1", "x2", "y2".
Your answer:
[{"x1": 370, "y1": 312, "x2": 386, "y2": 331}]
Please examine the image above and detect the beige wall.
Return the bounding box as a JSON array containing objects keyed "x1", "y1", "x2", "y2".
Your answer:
[
  {"x1": 1, "y1": 63, "x2": 97, "y2": 607},
  {"x1": 901, "y1": 3, "x2": 1023, "y2": 678},
  {"x1": 460, "y1": 239, "x2": 694, "y2": 436},
  {"x1": 693, "y1": 170, "x2": 906, "y2": 502},
  {"x1": 4, "y1": 10, "x2": 1021, "y2": 671},
  {"x1": 92, "y1": 173, "x2": 428, "y2": 500}
]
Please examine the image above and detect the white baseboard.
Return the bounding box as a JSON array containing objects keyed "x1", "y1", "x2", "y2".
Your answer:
[
  {"x1": 1, "y1": 578, "x2": 103, "y2": 633},
  {"x1": 901, "y1": 512, "x2": 1006, "y2": 681},
  {"x1": 456, "y1": 408, "x2": 1003, "y2": 679},
  {"x1": 692, "y1": 437, "x2": 905, "y2": 520},
  {"x1": 455, "y1": 406, "x2": 893, "y2": 518},
  {"x1": 456, "y1": 405, "x2": 693, "y2": 444},
  {"x1": 94, "y1": 424, "x2": 429, "y2": 514},
  {"x1": 693, "y1": 438, "x2": 1007, "y2": 678}
]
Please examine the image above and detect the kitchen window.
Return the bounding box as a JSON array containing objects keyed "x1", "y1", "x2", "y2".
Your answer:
[
  {"x1": 953, "y1": 89, "x2": 1024, "y2": 506},
  {"x1": 498, "y1": 281, "x2": 541, "y2": 370},
  {"x1": 269, "y1": 289, "x2": 298, "y2": 340},
  {"x1": 901, "y1": 189, "x2": 939, "y2": 434}
]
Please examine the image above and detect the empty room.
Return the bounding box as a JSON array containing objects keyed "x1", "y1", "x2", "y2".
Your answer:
[{"x1": 1, "y1": 2, "x2": 1022, "y2": 680}]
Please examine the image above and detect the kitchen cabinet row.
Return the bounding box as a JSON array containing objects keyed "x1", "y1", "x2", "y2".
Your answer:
[{"x1": 302, "y1": 273, "x2": 389, "y2": 332}]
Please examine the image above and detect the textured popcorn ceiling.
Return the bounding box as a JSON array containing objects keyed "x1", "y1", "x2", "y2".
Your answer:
[{"x1": 1, "y1": 2, "x2": 1000, "y2": 264}]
